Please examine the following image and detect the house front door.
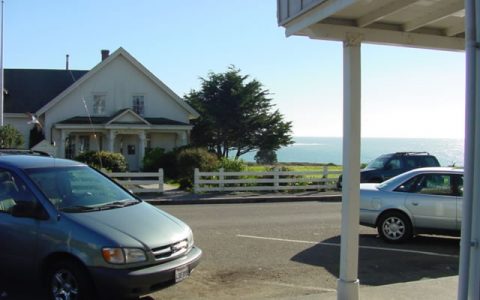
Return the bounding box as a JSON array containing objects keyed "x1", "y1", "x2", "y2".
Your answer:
[{"x1": 121, "y1": 135, "x2": 139, "y2": 171}]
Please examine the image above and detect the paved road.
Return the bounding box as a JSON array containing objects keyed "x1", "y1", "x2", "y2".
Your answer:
[
  {"x1": 147, "y1": 202, "x2": 460, "y2": 299},
  {"x1": 3, "y1": 201, "x2": 459, "y2": 299}
]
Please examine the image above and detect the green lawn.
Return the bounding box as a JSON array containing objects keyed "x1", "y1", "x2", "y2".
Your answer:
[{"x1": 245, "y1": 163, "x2": 343, "y2": 179}]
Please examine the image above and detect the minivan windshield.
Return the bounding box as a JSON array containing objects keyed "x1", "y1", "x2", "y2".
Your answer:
[{"x1": 26, "y1": 166, "x2": 138, "y2": 212}]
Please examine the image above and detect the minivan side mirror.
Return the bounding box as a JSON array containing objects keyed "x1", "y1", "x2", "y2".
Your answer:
[{"x1": 11, "y1": 201, "x2": 49, "y2": 220}]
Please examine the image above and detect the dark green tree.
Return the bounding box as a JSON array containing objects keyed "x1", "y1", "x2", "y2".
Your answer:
[
  {"x1": 0, "y1": 124, "x2": 24, "y2": 148},
  {"x1": 185, "y1": 66, "x2": 293, "y2": 159},
  {"x1": 254, "y1": 148, "x2": 278, "y2": 165}
]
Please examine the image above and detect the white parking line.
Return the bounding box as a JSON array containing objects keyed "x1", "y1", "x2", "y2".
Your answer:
[
  {"x1": 237, "y1": 234, "x2": 459, "y2": 258},
  {"x1": 251, "y1": 280, "x2": 337, "y2": 292}
]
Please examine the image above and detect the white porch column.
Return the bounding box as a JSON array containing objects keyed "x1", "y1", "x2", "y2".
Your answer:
[
  {"x1": 458, "y1": 1, "x2": 480, "y2": 299},
  {"x1": 139, "y1": 132, "x2": 146, "y2": 169},
  {"x1": 337, "y1": 33, "x2": 362, "y2": 300},
  {"x1": 74, "y1": 134, "x2": 79, "y2": 157},
  {"x1": 59, "y1": 130, "x2": 66, "y2": 158},
  {"x1": 107, "y1": 131, "x2": 116, "y2": 152}
]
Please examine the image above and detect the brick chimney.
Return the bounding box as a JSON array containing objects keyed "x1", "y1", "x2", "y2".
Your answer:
[{"x1": 101, "y1": 49, "x2": 110, "y2": 61}]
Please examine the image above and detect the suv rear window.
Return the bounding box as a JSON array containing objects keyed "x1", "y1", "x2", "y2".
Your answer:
[{"x1": 417, "y1": 156, "x2": 440, "y2": 167}]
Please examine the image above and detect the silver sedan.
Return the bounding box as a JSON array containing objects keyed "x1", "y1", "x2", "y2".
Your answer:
[{"x1": 360, "y1": 167, "x2": 463, "y2": 243}]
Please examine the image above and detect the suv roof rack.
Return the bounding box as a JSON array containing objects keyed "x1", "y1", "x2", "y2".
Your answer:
[
  {"x1": 395, "y1": 152, "x2": 430, "y2": 156},
  {"x1": 0, "y1": 149, "x2": 52, "y2": 157}
]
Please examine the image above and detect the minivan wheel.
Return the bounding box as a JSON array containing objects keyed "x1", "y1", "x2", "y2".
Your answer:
[
  {"x1": 377, "y1": 212, "x2": 412, "y2": 243},
  {"x1": 47, "y1": 259, "x2": 95, "y2": 300}
]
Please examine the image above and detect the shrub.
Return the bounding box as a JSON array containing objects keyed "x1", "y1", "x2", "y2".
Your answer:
[
  {"x1": 218, "y1": 157, "x2": 246, "y2": 172},
  {"x1": 0, "y1": 124, "x2": 24, "y2": 148},
  {"x1": 142, "y1": 148, "x2": 179, "y2": 178},
  {"x1": 176, "y1": 148, "x2": 219, "y2": 189},
  {"x1": 75, "y1": 151, "x2": 127, "y2": 172}
]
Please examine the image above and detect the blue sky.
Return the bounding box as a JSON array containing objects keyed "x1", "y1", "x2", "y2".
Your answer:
[{"x1": 5, "y1": 0, "x2": 466, "y2": 138}]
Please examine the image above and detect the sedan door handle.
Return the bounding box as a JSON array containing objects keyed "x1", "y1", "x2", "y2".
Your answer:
[{"x1": 411, "y1": 202, "x2": 419, "y2": 206}]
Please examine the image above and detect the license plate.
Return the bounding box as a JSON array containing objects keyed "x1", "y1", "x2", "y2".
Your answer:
[{"x1": 175, "y1": 266, "x2": 190, "y2": 283}]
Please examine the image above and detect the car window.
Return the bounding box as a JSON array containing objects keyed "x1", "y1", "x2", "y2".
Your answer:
[
  {"x1": 405, "y1": 158, "x2": 416, "y2": 168},
  {"x1": 385, "y1": 158, "x2": 401, "y2": 170},
  {"x1": 415, "y1": 174, "x2": 455, "y2": 196},
  {"x1": 0, "y1": 169, "x2": 37, "y2": 214},
  {"x1": 394, "y1": 175, "x2": 421, "y2": 193},
  {"x1": 452, "y1": 174, "x2": 463, "y2": 197},
  {"x1": 366, "y1": 155, "x2": 390, "y2": 169},
  {"x1": 27, "y1": 166, "x2": 137, "y2": 211},
  {"x1": 422, "y1": 156, "x2": 440, "y2": 167}
]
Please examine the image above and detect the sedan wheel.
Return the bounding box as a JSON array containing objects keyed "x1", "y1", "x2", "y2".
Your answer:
[{"x1": 378, "y1": 212, "x2": 412, "y2": 243}]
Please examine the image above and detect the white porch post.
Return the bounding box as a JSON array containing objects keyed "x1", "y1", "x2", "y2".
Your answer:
[
  {"x1": 107, "y1": 131, "x2": 115, "y2": 152},
  {"x1": 74, "y1": 134, "x2": 79, "y2": 157},
  {"x1": 59, "y1": 130, "x2": 66, "y2": 158},
  {"x1": 139, "y1": 132, "x2": 146, "y2": 170},
  {"x1": 458, "y1": 1, "x2": 480, "y2": 299},
  {"x1": 337, "y1": 33, "x2": 362, "y2": 300}
]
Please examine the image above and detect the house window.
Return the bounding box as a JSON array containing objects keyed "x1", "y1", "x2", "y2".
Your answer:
[
  {"x1": 127, "y1": 145, "x2": 136, "y2": 155},
  {"x1": 132, "y1": 95, "x2": 145, "y2": 116},
  {"x1": 93, "y1": 95, "x2": 106, "y2": 115}
]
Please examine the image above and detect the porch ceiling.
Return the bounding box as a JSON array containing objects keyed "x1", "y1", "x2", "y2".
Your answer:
[{"x1": 278, "y1": 0, "x2": 465, "y2": 51}]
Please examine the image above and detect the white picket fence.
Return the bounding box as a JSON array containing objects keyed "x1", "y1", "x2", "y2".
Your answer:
[
  {"x1": 194, "y1": 167, "x2": 341, "y2": 193},
  {"x1": 107, "y1": 169, "x2": 164, "y2": 193}
]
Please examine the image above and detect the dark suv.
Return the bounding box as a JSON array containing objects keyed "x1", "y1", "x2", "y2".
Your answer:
[{"x1": 337, "y1": 152, "x2": 440, "y2": 188}]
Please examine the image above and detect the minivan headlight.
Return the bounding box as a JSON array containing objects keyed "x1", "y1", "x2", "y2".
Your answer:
[{"x1": 102, "y1": 247, "x2": 147, "y2": 264}]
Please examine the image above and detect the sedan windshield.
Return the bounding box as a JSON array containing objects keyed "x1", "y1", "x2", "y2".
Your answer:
[{"x1": 26, "y1": 166, "x2": 138, "y2": 212}]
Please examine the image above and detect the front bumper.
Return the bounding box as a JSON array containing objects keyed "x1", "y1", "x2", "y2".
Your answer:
[{"x1": 90, "y1": 246, "x2": 202, "y2": 299}]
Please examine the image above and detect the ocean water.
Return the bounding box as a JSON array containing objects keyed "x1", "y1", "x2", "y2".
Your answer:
[{"x1": 241, "y1": 137, "x2": 465, "y2": 167}]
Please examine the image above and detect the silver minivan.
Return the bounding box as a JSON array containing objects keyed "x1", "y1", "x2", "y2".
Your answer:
[{"x1": 0, "y1": 153, "x2": 201, "y2": 299}]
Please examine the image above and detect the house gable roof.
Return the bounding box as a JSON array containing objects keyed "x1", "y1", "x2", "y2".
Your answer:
[
  {"x1": 35, "y1": 47, "x2": 200, "y2": 119},
  {"x1": 106, "y1": 108, "x2": 150, "y2": 125},
  {"x1": 4, "y1": 69, "x2": 88, "y2": 113}
]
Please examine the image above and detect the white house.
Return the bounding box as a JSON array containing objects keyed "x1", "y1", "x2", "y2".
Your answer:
[{"x1": 4, "y1": 48, "x2": 199, "y2": 171}]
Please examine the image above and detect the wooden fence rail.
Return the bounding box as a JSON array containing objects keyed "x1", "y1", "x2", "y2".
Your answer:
[
  {"x1": 194, "y1": 167, "x2": 341, "y2": 193},
  {"x1": 107, "y1": 169, "x2": 164, "y2": 193}
]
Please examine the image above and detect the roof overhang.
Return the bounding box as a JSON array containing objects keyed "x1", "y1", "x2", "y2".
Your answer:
[
  {"x1": 54, "y1": 109, "x2": 193, "y2": 132},
  {"x1": 54, "y1": 123, "x2": 193, "y2": 131},
  {"x1": 278, "y1": 0, "x2": 465, "y2": 51}
]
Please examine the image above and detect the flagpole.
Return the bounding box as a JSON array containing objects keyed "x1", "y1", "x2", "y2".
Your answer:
[{"x1": 0, "y1": 0, "x2": 4, "y2": 127}]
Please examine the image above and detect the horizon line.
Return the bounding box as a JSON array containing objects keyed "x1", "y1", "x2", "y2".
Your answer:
[{"x1": 292, "y1": 135, "x2": 464, "y2": 139}]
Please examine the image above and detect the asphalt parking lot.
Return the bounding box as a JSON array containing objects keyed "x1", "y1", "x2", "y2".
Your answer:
[
  {"x1": 2, "y1": 201, "x2": 460, "y2": 300},
  {"x1": 147, "y1": 202, "x2": 460, "y2": 299}
]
